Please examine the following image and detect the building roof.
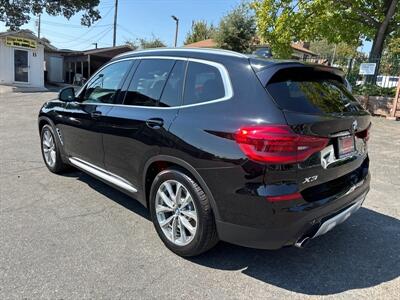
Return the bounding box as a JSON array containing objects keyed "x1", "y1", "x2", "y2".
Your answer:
[
  {"x1": 290, "y1": 42, "x2": 317, "y2": 56},
  {"x1": 63, "y1": 45, "x2": 135, "y2": 58},
  {"x1": 0, "y1": 29, "x2": 34, "y2": 38},
  {"x1": 0, "y1": 29, "x2": 42, "y2": 42},
  {"x1": 184, "y1": 39, "x2": 217, "y2": 48},
  {"x1": 0, "y1": 30, "x2": 62, "y2": 52},
  {"x1": 0, "y1": 30, "x2": 133, "y2": 55},
  {"x1": 39, "y1": 38, "x2": 59, "y2": 52},
  {"x1": 185, "y1": 39, "x2": 318, "y2": 56}
]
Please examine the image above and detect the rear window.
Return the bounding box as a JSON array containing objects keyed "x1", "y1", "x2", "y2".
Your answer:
[{"x1": 266, "y1": 68, "x2": 363, "y2": 114}]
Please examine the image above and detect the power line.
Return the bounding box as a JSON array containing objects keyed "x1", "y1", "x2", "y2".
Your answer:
[
  {"x1": 41, "y1": 26, "x2": 113, "y2": 47},
  {"x1": 80, "y1": 27, "x2": 114, "y2": 49},
  {"x1": 40, "y1": 20, "x2": 111, "y2": 28},
  {"x1": 95, "y1": 27, "x2": 113, "y2": 44},
  {"x1": 41, "y1": 6, "x2": 114, "y2": 44},
  {"x1": 117, "y1": 24, "x2": 139, "y2": 39},
  {"x1": 62, "y1": 26, "x2": 113, "y2": 47},
  {"x1": 41, "y1": 28, "x2": 91, "y2": 40},
  {"x1": 92, "y1": 28, "x2": 111, "y2": 46},
  {"x1": 67, "y1": 7, "x2": 113, "y2": 42}
]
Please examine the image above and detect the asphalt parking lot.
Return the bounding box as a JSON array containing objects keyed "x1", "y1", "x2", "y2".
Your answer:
[{"x1": 0, "y1": 90, "x2": 399, "y2": 299}]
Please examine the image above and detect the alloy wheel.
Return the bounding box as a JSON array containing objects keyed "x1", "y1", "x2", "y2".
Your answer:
[
  {"x1": 155, "y1": 180, "x2": 198, "y2": 246},
  {"x1": 42, "y1": 128, "x2": 56, "y2": 168}
]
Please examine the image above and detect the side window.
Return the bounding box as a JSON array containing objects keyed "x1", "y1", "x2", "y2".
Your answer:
[
  {"x1": 159, "y1": 60, "x2": 186, "y2": 107},
  {"x1": 81, "y1": 60, "x2": 132, "y2": 104},
  {"x1": 124, "y1": 59, "x2": 175, "y2": 106},
  {"x1": 183, "y1": 61, "x2": 225, "y2": 105}
]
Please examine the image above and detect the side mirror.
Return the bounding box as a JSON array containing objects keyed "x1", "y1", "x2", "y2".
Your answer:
[{"x1": 58, "y1": 87, "x2": 75, "y2": 102}]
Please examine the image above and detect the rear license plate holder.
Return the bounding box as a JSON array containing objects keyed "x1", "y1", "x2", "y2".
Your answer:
[{"x1": 338, "y1": 135, "x2": 355, "y2": 158}]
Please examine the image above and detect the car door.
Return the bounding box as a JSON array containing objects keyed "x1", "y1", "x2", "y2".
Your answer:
[
  {"x1": 58, "y1": 59, "x2": 134, "y2": 168},
  {"x1": 102, "y1": 58, "x2": 187, "y2": 191}
]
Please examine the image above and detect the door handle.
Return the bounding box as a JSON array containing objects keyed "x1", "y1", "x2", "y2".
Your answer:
[
  {"x1": 90, "y1": 111, "x2": 102, "y2": 119},
  {"x1": 146, "y1": 118, "x2": 164, "y2": 129}
]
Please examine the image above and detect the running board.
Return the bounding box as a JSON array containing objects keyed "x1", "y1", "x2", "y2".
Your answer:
[{"x1": 69, "y1": 157, "x2": 137, "y2": 193}]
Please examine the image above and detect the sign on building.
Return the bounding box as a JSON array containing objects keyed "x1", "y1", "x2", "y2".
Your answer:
[
  {"x1": 359, "y1": 63, "x2": 376, "y2": 75},
  {"x1": 6, "y1": 36, "x2": 37, "y2": 49}
]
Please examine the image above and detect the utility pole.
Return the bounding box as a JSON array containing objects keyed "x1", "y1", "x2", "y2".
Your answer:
[
  {"x1": 92, "y1": 43, "x2": 98, "y2": 49},
  {"x1": 113, "y1": 0, "x2": 118, "y2": 47},
  {"x1": 37, "y1": 14, "x2": 41, "y2": 39},
  {"x1": 171, "y1": 15, "x2": 179, "y2": 47}
]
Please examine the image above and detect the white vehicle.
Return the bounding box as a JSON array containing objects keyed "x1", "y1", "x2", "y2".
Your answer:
[
  {"x1": 355, "y1": 75, "x2": 399, "y2": 88},
  {"x1": 376, "y1": 75, "x2": 399, "y2": 88}
]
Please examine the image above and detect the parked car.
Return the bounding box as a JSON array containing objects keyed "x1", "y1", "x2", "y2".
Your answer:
[{"x1": 38, "y1": 48, "x2": 371, "y2": 256}]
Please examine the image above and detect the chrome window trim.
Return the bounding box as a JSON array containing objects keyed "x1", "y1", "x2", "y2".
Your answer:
[
  {"x1": 186, "y1": 58, "x2": 234, "y2": 105},
  {"x1": 69, "y1": 157, "x2": 138, "y2": 193},
  {"x1": 75, "y1": 57, "x2": 136, "y2": 97},
  {"x1": 76, "y1": 56, "x2": 234, "y2": 109}
]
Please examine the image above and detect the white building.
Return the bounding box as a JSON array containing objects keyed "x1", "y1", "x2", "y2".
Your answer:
[{"x1": 0, "y1": 30, "x2": 45, "y2": 88}]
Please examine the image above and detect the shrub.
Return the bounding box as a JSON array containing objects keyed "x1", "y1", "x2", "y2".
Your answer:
[{"x1": 352, "y1": 84, "x2": 396, "y2": 97}]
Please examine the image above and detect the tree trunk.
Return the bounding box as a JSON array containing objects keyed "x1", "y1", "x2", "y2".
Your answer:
[{"x1": 367, "y1": 0, "x2": 397, "y2": 83}]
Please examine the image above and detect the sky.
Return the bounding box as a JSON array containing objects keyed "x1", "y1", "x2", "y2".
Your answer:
[
  {"x1": 0, "y1": 0, "x2": 241, "y2": 50},
  {"x1": 0, "y1": 0, "x2": 371, "y2": 53}
]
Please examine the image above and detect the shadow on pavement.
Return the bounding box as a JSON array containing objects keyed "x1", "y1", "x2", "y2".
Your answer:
[
  {"x1": 190, "y1": 208, "x2": 400, "y2": 295},
  {"x1": 64, "y1": 170, "x2": 399, "y2": 295},
  {"x1": 64, "y1": 170, "x2": 150, "y2": 220}
]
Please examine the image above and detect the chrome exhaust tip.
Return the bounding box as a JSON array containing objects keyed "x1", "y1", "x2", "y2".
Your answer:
[{"x1": 294, "y1": 236, "x2": 311, "y2": 248}]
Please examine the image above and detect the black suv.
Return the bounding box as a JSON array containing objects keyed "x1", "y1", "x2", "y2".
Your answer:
[{"x1": 38, "y1": 48, "x2": 370, "y2": 256}]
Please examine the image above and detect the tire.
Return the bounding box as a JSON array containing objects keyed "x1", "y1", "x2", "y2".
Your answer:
[
  {"x1": 149, "y1": 169, "x2": 219, "y2": 257},
  {"x1": 40, "y1": 124, "x2": 69, "y2": 174}
]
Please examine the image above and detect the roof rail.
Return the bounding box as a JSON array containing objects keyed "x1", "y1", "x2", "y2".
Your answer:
[{"x1": 116, "y1": 47, "x2": 248, "y2": 59}]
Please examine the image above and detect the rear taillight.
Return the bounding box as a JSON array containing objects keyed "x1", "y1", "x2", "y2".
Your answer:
[
  {"x1": 235, "y1": 125, "x2": 328, "y2": 164},
  {"x1": 355, "y1": 126, "x2": 370, "y2": 141}
]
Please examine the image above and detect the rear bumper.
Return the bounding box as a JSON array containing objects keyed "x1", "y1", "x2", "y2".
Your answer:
[{"x1": 216, "y1": 173, "x2": 370, "y2": 249}]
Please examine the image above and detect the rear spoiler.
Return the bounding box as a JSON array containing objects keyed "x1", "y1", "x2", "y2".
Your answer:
[{"x1": 249, "y1": 59, "x2": 346, "y2": 86}]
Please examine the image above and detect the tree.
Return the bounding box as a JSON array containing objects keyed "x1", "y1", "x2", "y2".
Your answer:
[
  {"x1": 214, "y1": 4, "x2": 256, "y2": 53},
  {"x1": 0, "y1": 0, "x2": 101, "y2": 30},
  {"x1": 139, "y1": 37, "x2": 166, "y2": 49},
  {"x1": 125, "y1": 36, "x2": 166, "y2": 49},
  {"x1": 184, "y1": 20, "x2": 215, "y2": 45},
  {"x1": 252, "y1": 0, "x2": 399, "y2": 60},
  {"x1": 380, "y1": 36, "x2": 400, "y2": 75},
  {"x1": 309, "y1": 40, "x2": 359, "y2": 58},
  {"x1": 124, "y1": 40, "x2": 139, "y2": 51},
  {"x1": 385, "y1": 36, "x2": 400, "y2": 56}
]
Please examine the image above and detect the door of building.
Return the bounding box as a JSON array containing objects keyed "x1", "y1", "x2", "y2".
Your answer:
[{"x1": 14, "y1": 49, "x2": 29, "y2": 83}]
